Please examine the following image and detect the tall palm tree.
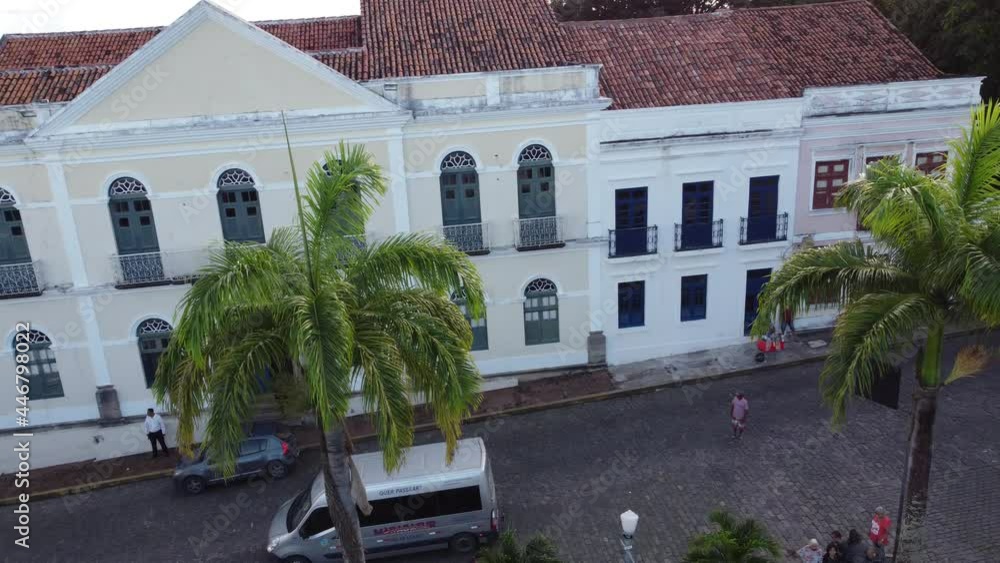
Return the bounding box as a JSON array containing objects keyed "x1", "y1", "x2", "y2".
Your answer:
[
  {"x1": 477, "y1": 530, "x2": 562, "y2": 563},
  {"x1": 751, "y1": 102, "x2": 1000, "y2": 562},
  {"x1": 153, "y1": 130, "x2": 486, "y2": 563},
  {"x1": 683, "y1": 510, "x2": 780, "y2": 563}
]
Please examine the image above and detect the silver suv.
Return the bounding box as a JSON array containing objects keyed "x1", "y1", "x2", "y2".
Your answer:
[{"x1": 173, "y1": 435, "x2": 297, "y2": 495}]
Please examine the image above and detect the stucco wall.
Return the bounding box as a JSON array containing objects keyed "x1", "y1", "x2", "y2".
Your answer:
[
  {"x1": 76, "y1": 19, "x2": 369, "y2": 125},
  {"x1": 794, "y1": 109, "x2": 969, "y2": 237}
]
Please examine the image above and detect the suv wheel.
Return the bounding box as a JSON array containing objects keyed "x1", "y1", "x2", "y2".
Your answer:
[
  {"x1": 266, "y1": 460, "x2": 288, "y2": 479},
  {"x1": 182, "y1": 476, "x2": 207, "y2": 495},
  {"x1": 449, "y1": 533, "x2": 478, "y2": 554}
]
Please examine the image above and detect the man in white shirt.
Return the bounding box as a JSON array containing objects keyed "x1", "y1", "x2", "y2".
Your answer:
[{"x1": 144, "y1": 408, "x2": 169, "y2": 458}]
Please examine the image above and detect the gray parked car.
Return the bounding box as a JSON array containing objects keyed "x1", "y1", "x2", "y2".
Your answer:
[{"x1": 174, "y1": 435, "x2": 297, "y2": 495}]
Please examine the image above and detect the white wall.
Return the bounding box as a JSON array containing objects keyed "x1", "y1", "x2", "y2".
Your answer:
[{"x1": 597, "y1": 127, "x2": 801, "y2": 365}]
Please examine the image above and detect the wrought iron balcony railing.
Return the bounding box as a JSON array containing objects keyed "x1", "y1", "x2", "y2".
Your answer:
[
  {"x1": 514, "y1": 215, "x2": 564, "y2": 251},
  {"x1": 674, "y1": 219, "x2": 724, "y2": 251},
  {"x1": 0, "y1": 261, "x2": 43, "y2": 299},
  {"x1": 609, "y1": 225, "x2": 658, "y2": 258},
  {"x1": 739, "y1": 212, "x2": 789, "y2": 245},
  {"x1": 442, "y1": 222, "x2": 490, "y2": 255},
  {"x1": 110, "y1": 248, "x2": 213, "y2": 288}
]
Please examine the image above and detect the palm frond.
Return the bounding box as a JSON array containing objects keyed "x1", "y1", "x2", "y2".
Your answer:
[
  {"x1": 353, "y1": 324, "x2": 413, "y2": 472},
  {"x1": 302, "y1": 143, "x2": 385, "y2": 254},
  {"x1": 944, "y1": 344, "x2": 994, "y2": 385},
  {"x1": 750, "y1": 241, "x2": 918, "y2": 338},
  {"x1": 344, "y1": 232, "x2": 487, "y2": 317},
  {"x1": 357, "y1": 288, "x2": 482, "y2": 464},
  {"x1": 821, "y1": 292, "x2": 943, "y2": 425},
  {"x1": 959, "y1": 240, "x2": 1000, "y2": 325},
  {"x1": 290, "y1": 284, "x2": 354, "y2": 429},
  {"x1": 949, "y1": 102, "x2": 1000, "y2": 215},
  {"x1": 202, "y1": 328, "x2": 287, "y2": 475}
]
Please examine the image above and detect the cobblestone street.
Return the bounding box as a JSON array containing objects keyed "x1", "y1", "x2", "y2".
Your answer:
[{"x1": 3, "y1": 336, "x2": 997, "y2": 563}]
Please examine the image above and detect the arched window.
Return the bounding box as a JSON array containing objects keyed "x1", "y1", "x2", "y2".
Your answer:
[
  {"x1": 452, "y1": 291, "x2": 488, "y2": 351},
  {"x1": 0, "y1": 187, "x2": 40, "y2": 296},
  {"x1": 523, "y1": 278, "x2": 559, "y2": 345},
  {"x1": 217, "y1": 168, "x2": 265, "y2": 243},
  {"x1": 108, "y1": 177, "x2": 163, "y2": 286},
  {"x1": 13, "y1": 329, "x2": 62, "y2": 400},
  {"x1": 516, "y1": 145, "x2": 559, "y2": 249},
  {"x1": 137, "y1": 318, "x2": 172, "y2": 388},
  {"x1": 440, "y1": 152, "x2": 485, "y2": 253}
]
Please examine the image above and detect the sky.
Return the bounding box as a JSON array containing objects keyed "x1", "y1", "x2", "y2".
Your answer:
[{"x1": 0, "y1": 0, "x2": 361, "y2": 36}]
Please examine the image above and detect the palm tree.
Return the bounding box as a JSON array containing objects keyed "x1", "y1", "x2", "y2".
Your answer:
[
  {"x1": 153, "y1": 126, "x2": 486, "y2": 563},
  {"x1": 477, "y1": 530, "x2": 562, "y2": 563},
  {"x1": 750, "y1": 102, "x2": 1000, "y2": 562},
  {"x1": 683, "y1": 510, "x2": 780, "y2": 563}
]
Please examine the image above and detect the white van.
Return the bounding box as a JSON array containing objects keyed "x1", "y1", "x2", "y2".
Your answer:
[{"x1": 266, "y1": 437, "x2": 500, "y2": 561}]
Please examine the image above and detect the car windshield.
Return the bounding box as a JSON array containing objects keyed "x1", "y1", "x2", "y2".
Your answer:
[{"x1": 287, "y1": 485, "x2": 312, "y2": 533}]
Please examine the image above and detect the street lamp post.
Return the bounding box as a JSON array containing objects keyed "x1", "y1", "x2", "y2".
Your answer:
[{"x1": 620, "y1": 510, "x2": 639, "y2": 563}]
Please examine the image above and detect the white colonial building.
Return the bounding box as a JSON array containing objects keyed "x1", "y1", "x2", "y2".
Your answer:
[{"x1": 0, "y1": 0, "x2": 981, "y2": 469}]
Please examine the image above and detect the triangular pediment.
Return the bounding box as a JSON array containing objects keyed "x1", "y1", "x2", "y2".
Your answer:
[{"x1": 35, "y1": 1, "x2": 397, "y2": 135}]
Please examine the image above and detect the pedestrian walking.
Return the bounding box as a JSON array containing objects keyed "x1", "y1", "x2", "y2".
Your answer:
[
  {"x1": 868, "y1": 506, "x2": 891, "y2": 559},
  {"x1": 823, "y1": 541, "x2": 845, "y2": 563},
  {"x1": 144, "y1": 408, "x2": 169, "y2": 458},
  {"x1": 843, "y1": 530, "x2": 868, "y2": 563},
  {"x1": 793, "y1": 538, "x2": 823, "y2": 563},
  {"x1": 830, "y1": 530, "x2": 847, "y2": 554},
  {"x1": 781, "y1": 307, "x2": 796, "y2": 336},
  {"x1": 730, "y1": 392, "x2": 749, "y2": 439}
]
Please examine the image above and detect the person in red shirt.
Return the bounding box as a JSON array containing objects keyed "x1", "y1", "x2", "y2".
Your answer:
[{"x1": 868, "y1": 506, "x2": 891, "y2": 558}]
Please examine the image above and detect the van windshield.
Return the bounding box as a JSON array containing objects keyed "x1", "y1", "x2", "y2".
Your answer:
[{"x1": 287, "y1": 485, "x2": 312, "y2": 533}]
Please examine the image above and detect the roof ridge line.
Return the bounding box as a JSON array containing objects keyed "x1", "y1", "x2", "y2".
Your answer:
[
  {"x1": 254, "y1": 14, "x2": 361, "y2": 25},
  {"x1": 0, "y1": 13, "x2": 363, "y2": 40},
  {"x1": 559, "y1": 0, "x2": 868, "y2": 26},
  {"x1": 0, "y1": 64, "x2": 115, "y2": 75},
  {"x1": 1, "y1": 25, "x2": 163, "y2": 39}
]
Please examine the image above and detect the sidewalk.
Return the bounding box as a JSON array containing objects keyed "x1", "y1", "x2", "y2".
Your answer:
[
  {"x1": 612, "y1": 330, "x2": 831, "y2": 391},
  {"x1": 2, "y1": 330, "x2": 836, "y2": 504}
]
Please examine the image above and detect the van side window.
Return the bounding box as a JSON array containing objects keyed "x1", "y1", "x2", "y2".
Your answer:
[
  {"x1": 301, "y1": 508, "x2": 333, "y2": 538},
  {"x1": 358, "y1": 486, "x2": 483, "y2": 527}
]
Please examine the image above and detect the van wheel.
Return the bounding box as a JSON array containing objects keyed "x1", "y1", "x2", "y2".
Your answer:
[
  {"x1": 266, "y1": 460, "x2": 288, "y2": 479},
  {"x1": 182, "y1": 476, "x2": 207, "y2": 495},
  {"x1": 449, "y1": 533, "x2": 478, "y2": 554}
]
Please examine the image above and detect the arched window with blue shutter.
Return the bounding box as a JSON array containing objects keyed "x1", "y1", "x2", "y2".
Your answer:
[
  {"x1": 440, "y1": 151, "x2": 486, "y2": 253},
  {"x1": 217, "y1": 168, "x2": 265, "y2": 243},
  {"x1": 523, "y1": 278, "x2": 559, "y2": 345},
  {"x1": 109, "y1": 177, "x2": 164, "y2": 286},
  {"x1": 0, "y1": 187, "x2": 40, "y2": 297},
  {"x1": 137, "y1": 318, "x2": 172, "y2": 388},
  {"x1": 13, "y1": 328, "x2": 62, "y2": 400}
]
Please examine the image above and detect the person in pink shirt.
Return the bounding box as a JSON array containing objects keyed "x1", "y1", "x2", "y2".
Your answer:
[{"x1": 730, "y1": 392, "x2": 749, "y2": 439}]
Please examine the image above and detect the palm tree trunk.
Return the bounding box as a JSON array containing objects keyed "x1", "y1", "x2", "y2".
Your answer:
[
  {"x1": 319, "y1": 423, "x2": 366, "y2": 563},
  {"x1": 892, "y1": 385, "x2": 938, "y2": 563}
]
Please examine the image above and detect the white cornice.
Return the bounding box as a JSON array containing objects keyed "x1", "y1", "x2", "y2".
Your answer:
[
  {"x1": 24, "y1": 110, "x2": 412, "y2": 154},
  {"x1": 410, "y1": 99, "x2": 612, "y2": 125}
]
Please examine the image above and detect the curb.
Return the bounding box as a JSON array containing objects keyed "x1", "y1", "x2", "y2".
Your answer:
[
  {"x1": 0, "y1": 469, "x2": 174, "y2": 506},
  {"x1": 3, "y1": 326, "x2": 981, "y2": 505}
]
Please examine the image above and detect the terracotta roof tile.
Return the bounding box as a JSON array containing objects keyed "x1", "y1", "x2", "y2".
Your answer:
[
  {"x1": 0, "y1": 66, "x2": 112, "y2": 105},
  {"x1": 563, "y1": 0, "x2": 941, "y2": 109},
  {"x1": 0, "y1": 16, "x2": 361, "y2": 71},
  {"x1": 359, "y1": 0, "x2": 572, "y2": 78},
  {"x1": 0, "y1": 0, "x2": 941, "y2": 109}
]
